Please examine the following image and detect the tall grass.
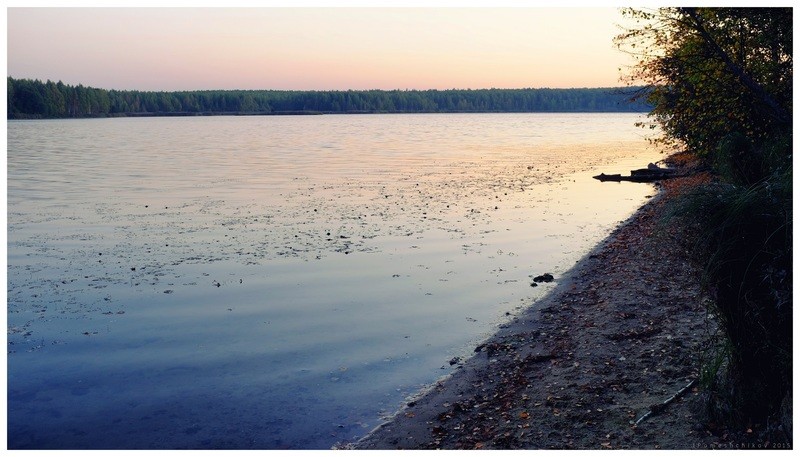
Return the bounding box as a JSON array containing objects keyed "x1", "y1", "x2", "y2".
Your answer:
[{"x1": 666, "y1": 131, "x2": 792, "y2": 426}]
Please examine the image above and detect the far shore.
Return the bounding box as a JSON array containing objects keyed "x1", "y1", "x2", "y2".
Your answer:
[{"x1": 7, "y1": 109, "x2": 651, "y2": 120}]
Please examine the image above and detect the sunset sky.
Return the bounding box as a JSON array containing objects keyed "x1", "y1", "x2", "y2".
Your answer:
[{"x1": 6, "y1": 4, "x2": 641, "y2": 92}]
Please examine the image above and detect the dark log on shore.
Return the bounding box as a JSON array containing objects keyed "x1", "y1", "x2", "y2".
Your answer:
[{"x1": 593, "y1": 164, "x2": 682, "y2": 183}]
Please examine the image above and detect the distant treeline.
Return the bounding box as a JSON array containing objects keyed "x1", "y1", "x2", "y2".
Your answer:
[{"x1": 7, "y1": 77, "x2": 650, "y2": 119}]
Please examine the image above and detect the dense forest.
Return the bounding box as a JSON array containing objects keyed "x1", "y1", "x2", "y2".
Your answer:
[
  {"x1": 618, "y1": 7, "x2": 791, "y2": 441},
  {"x1": 6, "y1": 77, "x2": 649, "y2": 119}
]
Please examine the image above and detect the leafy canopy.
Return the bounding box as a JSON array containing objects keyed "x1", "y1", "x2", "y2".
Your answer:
[{"x1": 615, "y1": 7, "x2": 792, "y2": 157}]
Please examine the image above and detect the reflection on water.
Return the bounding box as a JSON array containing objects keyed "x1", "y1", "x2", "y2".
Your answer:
[{"x1": 7, "y1": 114, "x2": 661, "y2": 449}]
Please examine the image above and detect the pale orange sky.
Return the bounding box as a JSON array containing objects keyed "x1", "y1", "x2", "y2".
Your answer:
[{"x1": 6, "y1": 6, "x2": 638, "y2": 91}]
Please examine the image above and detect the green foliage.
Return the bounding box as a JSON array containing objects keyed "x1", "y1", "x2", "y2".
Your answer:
[
  {"x1": 622, "y1": 7, "x2": 792, "y2": 428},
  {"x1": 616, "y1": 8, "x2": 792, "y2": 155},
  {"x1": 6, "y1": 77, "x2": 651, "y2": 119},
  {"x1": 668, "y1": 159, "x2": 791, "y2": 422},
  {"x1": 713, "y1": 132, "x2": 760, "y2": 186}
]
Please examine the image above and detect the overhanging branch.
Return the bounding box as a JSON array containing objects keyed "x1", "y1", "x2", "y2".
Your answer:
[{"x1": 680, "y1": 7, "x2": 791, "y2": 125}]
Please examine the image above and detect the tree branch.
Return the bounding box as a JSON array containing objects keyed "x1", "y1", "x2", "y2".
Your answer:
[
  {"x1": 680, "y1": 7, "x2": 791, "y2": 125},
  {"x1": 633, "y1": 379, "x2": 697, "y2": 426}
]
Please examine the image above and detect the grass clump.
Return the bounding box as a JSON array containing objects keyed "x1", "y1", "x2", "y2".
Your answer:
[{"x1": 666, "y1": 131, "x2": 791, "y2": 433}]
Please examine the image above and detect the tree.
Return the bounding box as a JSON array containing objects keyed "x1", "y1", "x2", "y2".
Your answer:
[
  {"x1": 617, "y1": 8, "x2": 792, "y2": 430},
  {"x1": 7, "y1": 77, "x2": 16, "y2": 116},
  {"x1": 7, "y1": 77, "x2": 653, "y2": 118},
  {"x1": 616, "y1": 7, "x2": 792, "y2": 155}
]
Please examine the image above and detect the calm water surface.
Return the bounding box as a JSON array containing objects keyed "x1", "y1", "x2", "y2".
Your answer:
[{"x1": 7, "y1": 114, "x2": 661, "y2": 449}]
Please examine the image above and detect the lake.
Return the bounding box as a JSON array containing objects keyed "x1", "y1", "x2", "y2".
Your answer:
[{"x1": 7, "y1": 113, "x2": 661, "y2": 449}]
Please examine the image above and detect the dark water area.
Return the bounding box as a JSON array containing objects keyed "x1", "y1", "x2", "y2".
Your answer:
[{"x1": 7, "y1": 113, "x2": 661, "y2": 449}]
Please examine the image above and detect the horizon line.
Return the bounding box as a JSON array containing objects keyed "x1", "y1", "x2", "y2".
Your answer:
[{"x1": 7, "y1": 76, "x2": 641, "y2": 93}]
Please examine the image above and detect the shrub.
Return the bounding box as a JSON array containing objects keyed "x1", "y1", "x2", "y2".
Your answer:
[{"x1": 667, "y1": 134, "x2": 791, "y2": 425}]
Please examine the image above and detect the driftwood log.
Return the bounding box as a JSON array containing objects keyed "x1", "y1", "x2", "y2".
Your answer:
[{"x1": 593, "y1": 163, "x2": 682, "y2": 183}]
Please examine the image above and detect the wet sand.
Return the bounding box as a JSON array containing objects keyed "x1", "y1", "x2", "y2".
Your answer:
[{"x1": 352, "y1": 156, "x2": 728, "y2": 450}]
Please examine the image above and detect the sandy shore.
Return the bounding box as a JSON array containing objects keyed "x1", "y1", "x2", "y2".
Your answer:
[{"x1": 352, "y1": 157, "x2": 730, "y2": 450}]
